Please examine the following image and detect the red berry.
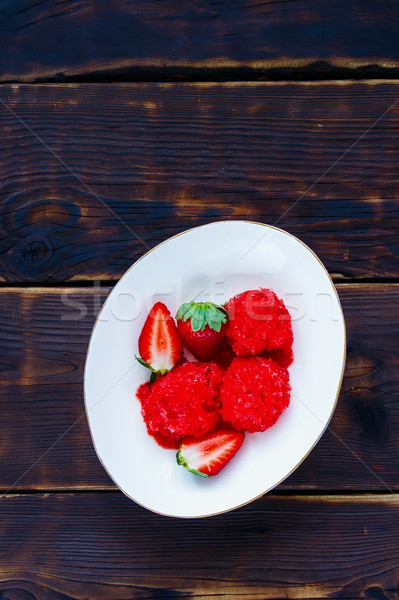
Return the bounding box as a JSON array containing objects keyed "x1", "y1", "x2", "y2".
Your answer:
[
  {"x1": 176, "y1": 428, "x2": 245, "y2": 477},
  {"x1": 176, "y1": 301, "x2": 228, "y2": 361},
  {"x1": 137, "y1": 302, "x2": 182, "y2": 375}
]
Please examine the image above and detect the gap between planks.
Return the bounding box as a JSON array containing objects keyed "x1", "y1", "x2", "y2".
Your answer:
[
  {"x1": 2, "y1": 78, "x2": 399, "y2": 88},
  {"x1": 3, "y1": 66, "x2": 399, "y2": 85},
  {"x1": 2, "y1": 489, "x2": 399, "y2": 497},
  {"x1": 1, "y1": 279, "x2": 399, "y2": 290}
]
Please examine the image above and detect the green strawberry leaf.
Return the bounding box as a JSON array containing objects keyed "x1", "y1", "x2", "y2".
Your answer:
[
  {"x1": 175, "y1": 301, "x2": 229, "y2": 332},
  {"x1": 182, "y1": 303, "x2": 198, "y2": 322},
  {"x1": 206, "y1": 313, "x2": 222, "y2": 332},
  {"x1": 135, "y1": 355, "x2": 157, "y2": 371},
  {"x1": 205, "y1": 305, "x2": 227, "y2": 331},
  {"x1": 176, "y1": 303, "x2": 193, "y2": 321},
  {"x1": 215, "y1": 304, "x2": 228, "y2": 315},
  {"x1": 149, "y1": 371, "x2": 158, "y2": 384},
  {"x1": 191, "y1": 308, "x2": 205, "y2": 332}
]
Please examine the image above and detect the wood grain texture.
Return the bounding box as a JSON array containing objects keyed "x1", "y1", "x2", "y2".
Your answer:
[
  {"x1": 1, "y1": 82, "x2": 399, "y2": 282},
  {"x1": 1, "y1": 493, "x2": 399, "y2": 599},
  {"x1": 1, "y1": 284, "x2": 398, "y2": 491},
  {"x1": 1, "y1": 1, "x2": 399, "y2": 82}
]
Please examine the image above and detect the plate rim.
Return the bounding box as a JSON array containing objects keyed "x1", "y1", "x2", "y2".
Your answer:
[{"x1": 83, "y1": 220, "x2": 347, "y2": 518}]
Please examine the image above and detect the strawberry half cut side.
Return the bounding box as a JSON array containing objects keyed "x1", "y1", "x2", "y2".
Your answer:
[
  {"x1": 137, "y1": 302, "x2": 183, "y2": 376},
  {"x1": 176, "y1": 429, "x2": 245, "y2": 477}
]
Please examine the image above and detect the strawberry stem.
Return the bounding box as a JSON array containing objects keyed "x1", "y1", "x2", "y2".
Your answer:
[{"x1": 176, "y1": 448, "x2": 210, "y2": 478}]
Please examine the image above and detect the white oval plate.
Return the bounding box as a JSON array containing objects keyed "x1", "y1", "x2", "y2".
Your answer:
[{"x1": 84, "y1": 221, "x2": 346, "y2": 518}]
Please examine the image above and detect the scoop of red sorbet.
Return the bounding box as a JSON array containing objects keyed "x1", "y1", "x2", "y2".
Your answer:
[
  {"x1": 136, "y1": 361, "x2": 224, "y2": 449},
  {"x1": 225, "y1": 288, "x2": 293, "y2": 361},
  {"x1": 220, "y1": 357, "x2": 291, "y2": 433}
]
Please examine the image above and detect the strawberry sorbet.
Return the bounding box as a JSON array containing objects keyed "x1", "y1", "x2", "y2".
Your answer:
[
  {"x1": 225, "y1": 288, "x2": 293, "y2": 361},
  {"x1": 137, "y1": 361, "x2": 223, "y2": 449},
  {"x1": 220, "y1": 357, "x2": 291, "y2": 433}
]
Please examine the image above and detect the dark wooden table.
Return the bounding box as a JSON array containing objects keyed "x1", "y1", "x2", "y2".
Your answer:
[{"x1": 2, "y1": 2, "x2": 399, "y2": 598}]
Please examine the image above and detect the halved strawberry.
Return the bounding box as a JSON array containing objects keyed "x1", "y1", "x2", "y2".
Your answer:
[
  {"x1": 136, "y1": 302, "x2": 183, "y2": 380},
  {"x1": 176, "y1": 428, "x2": 245, "y2": 477},
  {"x1": 176, "y1": 301, "x2": 228, "y2": 361}
]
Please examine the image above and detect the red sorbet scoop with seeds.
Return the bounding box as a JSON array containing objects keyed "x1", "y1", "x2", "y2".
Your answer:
[
  {"x1": 137, "y1": 361, "x2": 224, "y2": 449},
  {"x1": 225, "y1": 288, "x2": 293, "y2": 359},
  {"x1": 220, "y1": 357, "x2": 291, "y2": 433}
]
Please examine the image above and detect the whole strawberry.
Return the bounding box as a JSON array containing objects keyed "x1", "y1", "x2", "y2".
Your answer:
[{"x1": 176, "y1": 301, "x2": 228, "y2": 361}]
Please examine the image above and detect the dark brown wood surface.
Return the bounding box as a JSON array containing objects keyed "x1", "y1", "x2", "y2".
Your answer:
[
  {"x1": 2, "y1": 1, "x2": 399, "y2": 82},
  {"x1": 2, "y1": 492, "x2": 399, "y2": 599},
  {"x1": 1, "y1": 82, "x2": 399, "y2": 282},
  {"x1": 1, "y1": 284, "x2": 397, "y2": 492},
  {"x1": 1, "y1": 4, "x2": 399, "y2": 596}
]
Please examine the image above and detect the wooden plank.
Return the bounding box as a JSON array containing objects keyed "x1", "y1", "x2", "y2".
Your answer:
[
  {"x1": 1, "y1": 82, "x2": 399, "y2": 282},
  {"x1": 1, "y1": 1, "x2": 399, "y2": 82},
  {"x1": 1, "y1": 284, "x2": 398, "y2": 491},
  {"x1": 1, "y1": 493, "x2": 399, "y2": 599}
]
